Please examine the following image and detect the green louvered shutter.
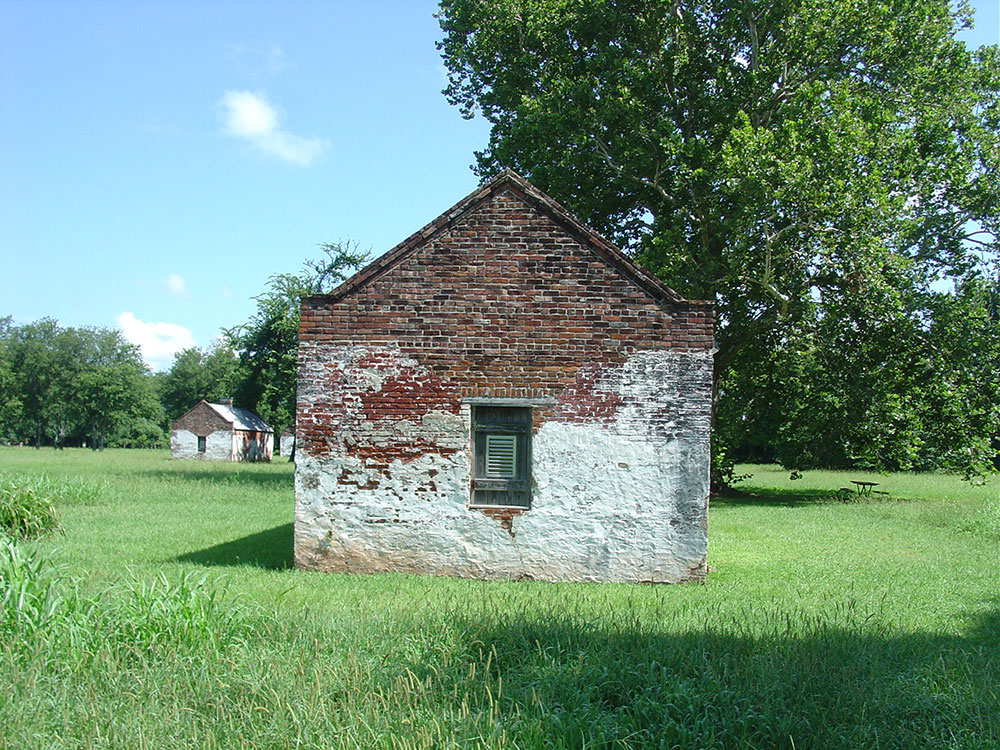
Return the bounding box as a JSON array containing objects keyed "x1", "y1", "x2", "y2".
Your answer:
[{"x1": 471, "y1": 406, "x2": 530, "y2": 508}]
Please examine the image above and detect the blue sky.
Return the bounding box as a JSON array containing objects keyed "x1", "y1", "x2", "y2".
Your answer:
[{"x1": 1, "y1": 1, "x2": 997, "y2": 370}]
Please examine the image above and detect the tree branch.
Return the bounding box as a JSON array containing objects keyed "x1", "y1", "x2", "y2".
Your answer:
[{"x1": 591, "y1": 133, "x2": 677, "y2": 205}]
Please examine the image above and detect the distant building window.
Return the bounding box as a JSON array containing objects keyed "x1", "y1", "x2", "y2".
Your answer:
[
  {"x1": 197, "y1": 436, "x2": 206, "y2": 453},
  {"x1": 471, "y1": 405, "x2": 530, "y2": 508}
]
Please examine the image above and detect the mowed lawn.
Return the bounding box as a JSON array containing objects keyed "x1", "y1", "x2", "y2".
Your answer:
[{"x1": 1, "y1": 448, "x2": 998, "y2": 749}]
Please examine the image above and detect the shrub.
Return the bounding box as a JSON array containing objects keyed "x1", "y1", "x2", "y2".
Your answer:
[{"x1": 0, "y1": 479, "x2": 60, "y2": 540}]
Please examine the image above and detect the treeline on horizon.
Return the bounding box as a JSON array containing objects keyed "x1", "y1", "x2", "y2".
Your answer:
[
  {"x1": 0, "y1": 268, "x2": 997, "y2": 478},
  {"x1": 0, "y1": 243, "x2": 368, "y2": 455},
  {"x1": 0, "y1": 315, "x2": 280, "y2": 452},
  {"x1": 0, "y1": 316, "x2": 249, "y2": 451}
]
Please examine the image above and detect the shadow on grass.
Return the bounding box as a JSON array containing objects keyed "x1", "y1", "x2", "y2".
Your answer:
[
  {"x1": 146, "y1": 467, "x2": 293, "y2": 490},
  {"x1": 712, "y1": 486, "x2": 839, "y2": 507},
  {"x1": 175, "y1": 523, "x2": 293, "y2": 570},
  {"x1": 411, "y1": 603, "x2": 1000, "y2": 749}
]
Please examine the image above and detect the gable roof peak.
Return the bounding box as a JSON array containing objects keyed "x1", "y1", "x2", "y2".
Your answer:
[{"x1": 309, "y1": 170, "x2": 686, "y2": 306}]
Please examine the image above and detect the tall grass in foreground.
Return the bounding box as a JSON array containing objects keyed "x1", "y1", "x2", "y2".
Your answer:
[
  {"x1": 3, "y1": 540, "x2": 997, "y2": 749},
  {"x1": 969, "y1": 493, "x2": 1000, "y2": 539},
  {"x1": 0, "y1": 478, "x2": 60, "y2": 539},
  {"x1": 0, "y1": 535, "x2": 73, "y2": 634},
  {"x1": 0, "y1": 449, "x2": 997, "y2": 748}
]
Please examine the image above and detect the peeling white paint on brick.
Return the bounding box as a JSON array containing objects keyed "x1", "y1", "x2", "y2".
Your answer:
[{"x1": 294, "y1": 348, "x2": 711, "y2": 583}]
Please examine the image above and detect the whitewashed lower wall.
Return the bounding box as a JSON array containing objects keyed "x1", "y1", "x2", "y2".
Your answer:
[
  {"x1": 170, "y1": 429, "x2": 196, "y2": 458},
  {"x1": 170, "y1": 429, "x2": 233, "y2": 461},
  {"x1": 294, "y1": 347, "x2": 712, "y2": 583}
]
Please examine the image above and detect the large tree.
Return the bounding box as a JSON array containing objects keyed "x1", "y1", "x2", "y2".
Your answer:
[
  {"x1": 0, "y1": 317, "x2": 22, "y2": 443},
  {"x1": 438, "y1": 0, "x2": 999, "y2": 477},
  {"x1": 73, "y1": 327, "x2": 161, "y2": 451},
  {"x1": 4, "y1": 319, "x2": 77, "y2": 447}
]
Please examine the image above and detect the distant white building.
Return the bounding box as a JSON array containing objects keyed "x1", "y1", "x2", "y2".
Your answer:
[{"x1": 170, "y1": 399, "x2": 273, "y2": 462}]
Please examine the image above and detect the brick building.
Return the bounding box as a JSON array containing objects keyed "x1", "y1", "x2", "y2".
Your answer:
[
  {"x1": 295, "y1": 171, "x2": 714, "y2": 582},
  {"x1": 170, "y1": 399, "x2": 273, "y2": 462}
]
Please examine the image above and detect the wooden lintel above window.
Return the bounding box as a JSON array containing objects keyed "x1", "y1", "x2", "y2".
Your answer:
[{"x1": 462, "y1": 397, "x2": 556, "y2": 407}]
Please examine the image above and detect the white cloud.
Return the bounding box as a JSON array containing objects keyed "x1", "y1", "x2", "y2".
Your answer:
[
  {"x1": 219, "y1": 90, "x2": 329, "y2": 166},
  {"x1": 117, "y1": 312, "x2": 196, "y2": 371},
  {"x1": 221, "y1": 90, "x2": 278, "y2": 137},
  {"x1": 164, "y1": 272, "x2": 188, "y2": 297}
]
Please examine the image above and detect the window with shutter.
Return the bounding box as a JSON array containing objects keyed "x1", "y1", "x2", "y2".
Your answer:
[{"x1": 471, "y1": 405, "x2": 530, "y2": 508}]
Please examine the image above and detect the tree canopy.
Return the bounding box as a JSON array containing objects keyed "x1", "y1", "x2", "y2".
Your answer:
[
  {"x1": 438, "y1": 0, "x2": 1000, "y2": 478},
  {"x1": 0, "y1": 319, "x2": 162, "y2": 449},
  {"x1": 223, "y1": 242, "x2": 368, "y2": 438},
  {"x1": 158, "y1": 343, "x2": 238, "y2": 423}
]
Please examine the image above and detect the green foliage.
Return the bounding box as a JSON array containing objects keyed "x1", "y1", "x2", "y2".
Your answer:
[
  {"x1": 0, "y1": 478, "x2": 59, "y2": 540},
  {"x1": 722, "y1": 273, "x2": 1000, "y2": 475},
  {"x1": 224, "y1": 241, "x2": 368, "y2": 434},
  {"x1": 158, "y1": 343, "x2": 238, "y2": 422},
  {"x1": 0, "y1": 318, "x2": 162, "y2": 449},
  {"x1": 112, "y1": 415, "x2": 167, "y2": 449},
  {"x1": 437, "y1": 0, "x2": 1000, "y2": 479},
  {"x1": 75, "y1": 329, "x2": 162, "y2": 450},
  {"x1": 0, "y1": 317, "x2": 18, "y2": 442}
]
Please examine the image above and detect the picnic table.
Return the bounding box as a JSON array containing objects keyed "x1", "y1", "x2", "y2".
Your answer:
[{"x1": 850, "y1": 480, "x2": 879, "y2": 498}]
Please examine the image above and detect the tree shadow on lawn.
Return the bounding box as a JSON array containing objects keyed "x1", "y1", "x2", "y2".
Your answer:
[
  {"x1": 712, "y1": 486, "x2": 838, "y2": 507},
  {"x1": 146, "y1": 467, "x2": 293, "y2": 490},
  {"x1": 175, "y1": 523, "x2": 293, "y2": 570},
  {"x1": 412, "y1": 603, "x2": 1000, "y2": 748}
]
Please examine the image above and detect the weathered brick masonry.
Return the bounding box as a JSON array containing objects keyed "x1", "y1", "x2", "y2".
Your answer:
[{"x1": 295, "y1": 171, "x2": 714, "y2": 582}]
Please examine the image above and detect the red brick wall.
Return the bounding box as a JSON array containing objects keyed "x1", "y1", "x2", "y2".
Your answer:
[
  {"x1": 172, "y1": 402, "x2": 231, "y2": 436},
  {"x1": 297, "y1": 187, "x2": 714, "y2": 463}
]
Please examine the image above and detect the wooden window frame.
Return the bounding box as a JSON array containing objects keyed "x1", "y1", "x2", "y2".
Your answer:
[
  {"x1": 197, "y1": 435, "x2": 206, "y2": 453},
  {"x1": 470, "y1": 404, "x2": 531, "y2": 509}
]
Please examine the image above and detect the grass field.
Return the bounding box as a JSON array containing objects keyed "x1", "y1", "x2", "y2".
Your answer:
[{"x1": 1, "y1": 447, "x2": 998, "y2": 749}]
